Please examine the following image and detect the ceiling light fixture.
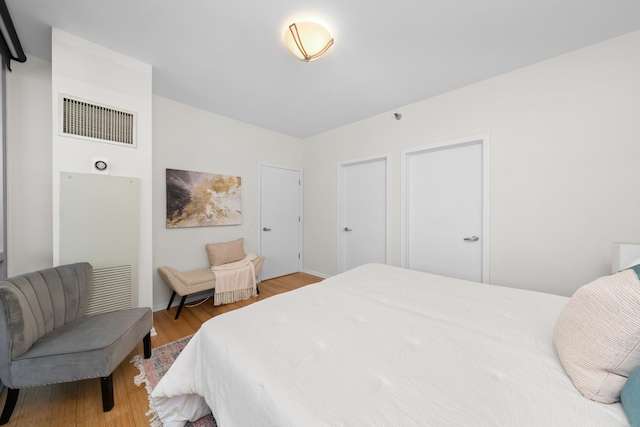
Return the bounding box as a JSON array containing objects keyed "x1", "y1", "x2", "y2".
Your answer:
[{"x1": 284, "y1": 21, "x2": 334, "y2": 62}]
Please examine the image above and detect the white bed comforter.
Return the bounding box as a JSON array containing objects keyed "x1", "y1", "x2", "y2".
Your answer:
[{"x1": 151, "y1": 263, "x2": 629, "y2": 427}]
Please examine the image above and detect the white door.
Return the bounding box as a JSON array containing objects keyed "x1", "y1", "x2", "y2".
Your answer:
[
  {"x1": 340, "y1": 157, "x2": 388, "y2": 272},
  {"x1": 404, "y1": 136, "x2": 489, "y2": 282},
  {"x1": 260, "y1": 165, "x2": 301, "y2": 280}
]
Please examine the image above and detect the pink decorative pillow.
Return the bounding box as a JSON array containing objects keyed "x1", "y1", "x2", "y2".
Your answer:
[{"x1": 206, "y1": 238, "x2": 246, "y2": 266}]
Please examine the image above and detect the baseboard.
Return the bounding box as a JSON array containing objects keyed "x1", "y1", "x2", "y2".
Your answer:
[{"x1": 302, "y1": 268, "x2": 331, "y2": 279}]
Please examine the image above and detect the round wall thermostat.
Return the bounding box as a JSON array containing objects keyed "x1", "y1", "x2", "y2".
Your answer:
[{"x1": 94, "y1": 160, "x2": 108, "y2": 171}]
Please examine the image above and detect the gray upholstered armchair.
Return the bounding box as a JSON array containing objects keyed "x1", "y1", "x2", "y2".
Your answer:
[{"x1": 0, "y1": 262, "x2": 153, "y2": 425}]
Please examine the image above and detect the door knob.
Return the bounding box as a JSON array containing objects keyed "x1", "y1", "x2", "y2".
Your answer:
[
  {"x1": 463, "y1": 235, "x2": 479, "y2": 242},
  {"x1": 263, "y1": 227, "x2": 271, "y2": 232},
  {"x1": 344, "y1": 227, "x2": 353, "y2": 232}
]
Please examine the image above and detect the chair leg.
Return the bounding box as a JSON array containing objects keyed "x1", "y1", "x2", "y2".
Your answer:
[
  {"x1": 174, "y1": 296, "x2": 187, "y2": 319},
  {"x1": 256, "y1": 283, "x2": 260, "y2": 295},
  {"x1": 143, "y1": 332, "x2": 152, "y2": 359},
  {"x1": 100, "y1": 375, "x2": 114, "y2": 412},
  {"x1": 0, "y1": 388, "x2": 19, "y2": 425},
  {"x1": 166, "y1": 291, "x2": 176, "y2": 310}
]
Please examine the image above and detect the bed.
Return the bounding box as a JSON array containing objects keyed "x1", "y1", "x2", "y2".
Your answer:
[{"x1": 151, "y1": 263, "x2": 630, "y2": 426}]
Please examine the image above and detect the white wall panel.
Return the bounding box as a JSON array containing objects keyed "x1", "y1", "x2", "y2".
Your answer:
[
  {"x1": 6, "y1": 57, "x2": 52, "y2": 275},
  {"x1": 51, "y1": 28, "x2": 153, "y2": 309}
]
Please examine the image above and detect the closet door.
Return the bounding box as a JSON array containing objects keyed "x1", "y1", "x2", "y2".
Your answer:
[
  {"x1": 339, "y1": 156, "x2": 388, "y2": 272},
  {"x1": 404, "y1": 136, "x2": 489, "y2": 283},
  {"x1": 260, "y1": 164, "x2": 301, "y2": 280}
]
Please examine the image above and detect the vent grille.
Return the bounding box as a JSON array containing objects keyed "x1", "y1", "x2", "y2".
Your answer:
[
  {"x1": 61, "y1": 96, "x2": 136, "y2": 147},
  {"x1": 86, "y1": 265, "x2": 133, "y2": 316}
]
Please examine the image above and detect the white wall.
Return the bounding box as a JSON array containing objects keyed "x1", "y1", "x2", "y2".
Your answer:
[
  {"x1": 5, "y1": 51, "x2": 303, "y2": 312},
  {"x1": 6, "y1": 56, "x2": 53, "y2": 275},
  {"x1": 303, "y1": 30, "x2": 640, "y2": 296},
  {"x1": 152, "y1": 96, "x2": 303, "y2": 309},
  {"x1": 51, "y1": 29, "x2": 153, "y2": 309},
  {"x1": 8, "y1": 28, "x2": 639, "y2": 303}
]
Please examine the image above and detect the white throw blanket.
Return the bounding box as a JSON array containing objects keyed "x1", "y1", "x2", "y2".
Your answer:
[{"x1": 212, "y1": 253, "x2": 257, "y2": 306}]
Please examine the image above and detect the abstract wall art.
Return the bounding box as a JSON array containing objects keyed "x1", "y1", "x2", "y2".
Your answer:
[{"x1": 166, "y1": 168, "x2": 242, "y2": 228}]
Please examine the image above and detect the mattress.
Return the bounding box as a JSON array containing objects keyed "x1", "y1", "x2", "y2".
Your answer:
[{"x1": 151, "y1": 263, "x2": 629, "y2": 426}]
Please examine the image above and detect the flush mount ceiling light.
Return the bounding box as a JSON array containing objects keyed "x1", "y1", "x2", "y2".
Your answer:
[{"x1": 284, "y1": 21, "x2": 334, "y2": 62}]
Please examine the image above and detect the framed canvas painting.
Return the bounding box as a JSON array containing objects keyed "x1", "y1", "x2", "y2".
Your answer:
[{"x1": 166, "y1": 168, "x2": 241, "y2": 228}]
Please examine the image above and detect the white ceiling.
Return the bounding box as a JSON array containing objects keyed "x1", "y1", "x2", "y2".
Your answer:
[{"x1": 6, "y1": 0, "x2": 640, "y2": 138}]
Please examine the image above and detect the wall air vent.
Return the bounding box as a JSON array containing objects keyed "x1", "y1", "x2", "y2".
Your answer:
[
  {"x1": 86, "y1": 265, "x2": 134, "y2": 316},
  {"x1": 60, "y1": 95, "x2": 137, "y2": 147}
]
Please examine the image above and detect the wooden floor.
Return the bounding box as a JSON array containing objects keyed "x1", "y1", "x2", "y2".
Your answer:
[{"x1": 0, "y1": 272, "x2": 323, "y2": 427}]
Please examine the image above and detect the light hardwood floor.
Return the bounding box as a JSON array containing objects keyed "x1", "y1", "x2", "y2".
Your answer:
[{"x1": 0, "y1": 272, "x2": 323, "y2": 427}]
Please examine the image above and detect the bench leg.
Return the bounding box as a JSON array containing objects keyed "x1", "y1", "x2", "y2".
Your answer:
[
  {"x1": 166, "y1": 291, "x2": 176, "y2": 310},
  {"x1": 101, "y1": 375, "x2": 114, "y2": 412},
  {"x1": 0, "y1": 388, "x2": 19, "y2": 425},
  {"x1": 175, "y1": 296, "x2": 187, "y2": 319},
  {"x1": 143, "y1": 332, "x2": 152, "y2": 359}
]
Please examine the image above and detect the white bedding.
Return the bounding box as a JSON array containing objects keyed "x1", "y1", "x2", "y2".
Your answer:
[{"x1": 151, "y1": 263, "x2": 629, "y2": 427}]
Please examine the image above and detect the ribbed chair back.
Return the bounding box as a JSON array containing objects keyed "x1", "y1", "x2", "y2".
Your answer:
[{"x1": 0, "y1": 263, "x2": 92, "y2": 365}]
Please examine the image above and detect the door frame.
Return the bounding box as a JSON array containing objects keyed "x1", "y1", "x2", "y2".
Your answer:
[
  {"x1": 337, "y1": 153, "x2": 391, "y2": 273},
  {"x1": 401, "y1": 134, "x2": 491, "y2": 283},
  {"x1": 0, "y1": 66, "x2": 6, "y2": 279},
  {"x1": 258, "y1": 163, "x2": 303, "y2": 279}
]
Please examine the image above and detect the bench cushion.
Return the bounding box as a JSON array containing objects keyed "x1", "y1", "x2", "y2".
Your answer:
[
  {"x1": 158, "y1": 267, "x2": 217, "y2": 296},
  {"x1": 158, "y1": 256, "x2": 264, "y2": 297}
]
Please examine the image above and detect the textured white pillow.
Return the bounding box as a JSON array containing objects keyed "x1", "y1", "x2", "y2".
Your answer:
[{"x1": 553, "y1": 269, "x2": 640, "y2": 403}]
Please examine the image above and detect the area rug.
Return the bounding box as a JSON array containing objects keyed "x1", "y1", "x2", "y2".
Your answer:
[{"x1": 131, "y1": 335, "x2": 217, "y2": 427}]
